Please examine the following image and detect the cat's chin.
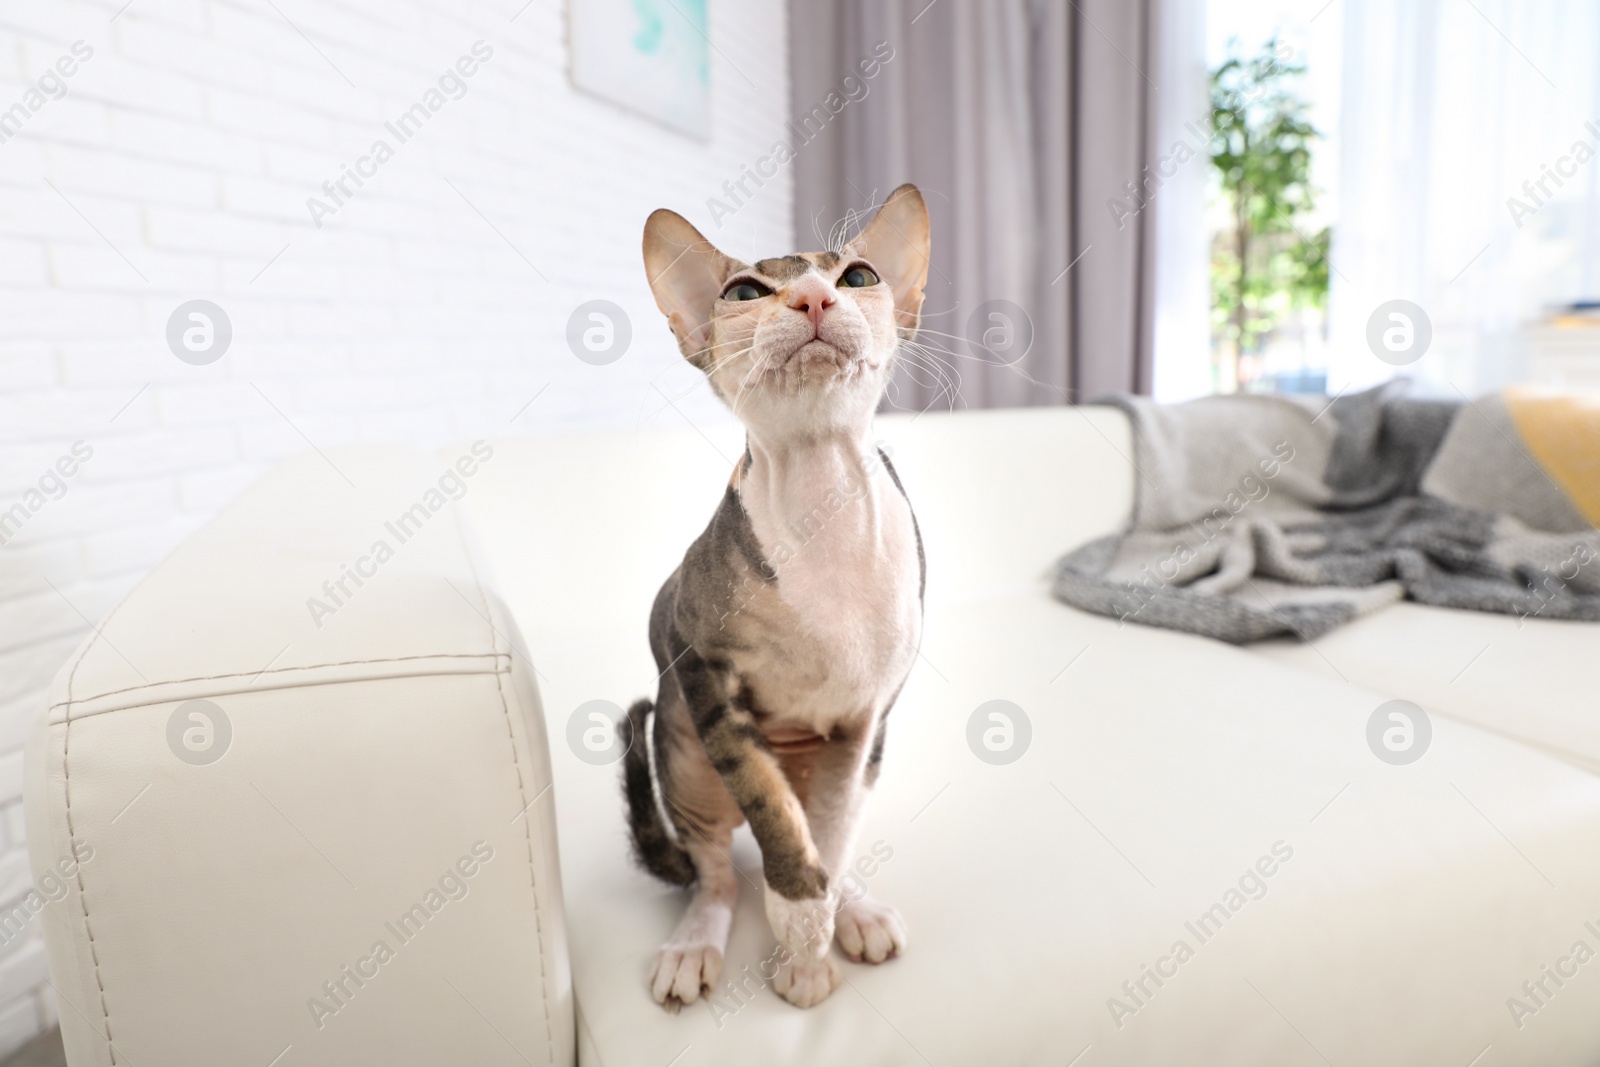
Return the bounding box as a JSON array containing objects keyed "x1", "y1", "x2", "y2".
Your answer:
[
  {"x1": 781, "y1": 341, "x2": 880, "y2": 384},
  {"x1": 780, "y1": 339, "x2": 846, "y2": 366}
]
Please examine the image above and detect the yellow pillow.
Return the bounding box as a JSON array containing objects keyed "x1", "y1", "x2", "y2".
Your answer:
[{"x1": 1506, "y1": 387, "x2": 1600, "y2": 525}]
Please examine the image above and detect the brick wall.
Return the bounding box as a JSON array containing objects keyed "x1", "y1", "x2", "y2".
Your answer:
[{"x1": 0, "y1": 0, "x2": 792, "y2": 1051}]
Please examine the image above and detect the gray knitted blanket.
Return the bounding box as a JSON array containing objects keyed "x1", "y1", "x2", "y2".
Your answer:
[{"x1": 1051, "y1": 386, "x2": 1600, "y2": 643}]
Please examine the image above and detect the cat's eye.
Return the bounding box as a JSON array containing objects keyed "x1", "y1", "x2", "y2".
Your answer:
[
  {"x1": 838, "y1": 266, "x2": 880, "y2": 288},
  {"x1": 721, "y1": 279, "x2": 771, "y2": 301}
]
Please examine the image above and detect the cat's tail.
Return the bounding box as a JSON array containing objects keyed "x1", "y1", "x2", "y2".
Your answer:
[{"x1": 620, "y1": 698, "x2": 696, "y2": 887}]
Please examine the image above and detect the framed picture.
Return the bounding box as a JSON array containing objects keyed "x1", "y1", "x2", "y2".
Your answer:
[{"x1": 569, "y1": 0, "x2": 711, "y2": 139}]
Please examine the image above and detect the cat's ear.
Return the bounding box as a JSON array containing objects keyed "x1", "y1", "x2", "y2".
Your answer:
[
  {"x1": 642, "y1": 209, "x2": 744, "y2": 364},
  {"x1": 847, "y1": 184, "x2": 930, "y2": 340}
]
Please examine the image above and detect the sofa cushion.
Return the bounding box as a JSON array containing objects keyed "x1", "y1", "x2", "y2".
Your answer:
[
  {"x1": 474, "y1": 586, "x2": 1600, "y2": 1066},
  {"x1": 1252, "y1": 601, "x2": 1600, "y2": 773},
  {"x1": 463, "y1": 411, "x2": 1600, "y2": 1066}
]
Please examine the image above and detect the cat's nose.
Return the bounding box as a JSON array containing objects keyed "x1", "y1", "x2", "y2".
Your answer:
[{"x1": 785, "y1": 276, "x2": 836, "y2": 329}]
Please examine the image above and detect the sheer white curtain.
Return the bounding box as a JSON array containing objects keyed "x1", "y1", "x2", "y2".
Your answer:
[
  {"x1": 1148, "y1": 0, "x2": 1212, "y2": 402},
  {"x1": 1330, "y1": 0, "x2": 1600, "y2": 395}
]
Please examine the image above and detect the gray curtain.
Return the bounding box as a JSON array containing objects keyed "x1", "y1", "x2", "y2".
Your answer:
[{"x1": 789, "y1": 0, "x2": 1159, "y2": 409}]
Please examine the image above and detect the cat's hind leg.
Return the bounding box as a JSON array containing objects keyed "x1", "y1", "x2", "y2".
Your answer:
[
  {"x1": 649, "y1": 825, "x2": 739, "y2": 1010},
  {"x1": 648, "y1": 705, "x2": 745, "y2": 1010}
]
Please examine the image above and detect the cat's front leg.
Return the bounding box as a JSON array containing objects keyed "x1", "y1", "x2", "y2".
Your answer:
[
  {"x1": 769, "y1": 726, "x2": 905, "y2": 1008},
  {"x1": 801, "y1": 725, "x2": 907, "y2": 967},
  {"x1": 835, "y1": 895, "x2": 907, "y2": 964},
  {"x1": 672, "y1": 643, "x2": 833, "y2": 958}
]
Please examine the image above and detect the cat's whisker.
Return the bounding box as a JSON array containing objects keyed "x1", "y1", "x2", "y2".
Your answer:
[
  {"x1": 899, "y1": 337, "x2": 961, "y2": 382},
  {"x1": 702, "y1": 343, "x2": 754, "y2": 379},
  {"x1": 895, "y1": 341, "x2": 964, "y2": 411},
  {"x1": 697, "y1": 336, "x2": 757, "y2": 360},
  {"x1": 811, "y1": 208, "x2": 833, "y2": 253},
  {"x1": 910, "y1": 326, "x2": 1072, "y2": 401},
  {"x1": 899, "y1": 328, "x2": 1052, "y2": 393},
  {"x1": 893, "y1": 358, "x2": 945, "y2": 397},
  {"x1": 822, "y1": 204, "x2": 869, "y2": 256},
  {"x1": 728, "y1": 354, "x2": 769, "y2": 418},
  {"x1": 893, "y1": 355, "x2": 954, "y2": 408}
]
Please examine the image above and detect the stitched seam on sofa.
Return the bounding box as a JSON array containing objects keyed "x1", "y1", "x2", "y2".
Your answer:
[
  {"x1": 456, "y1": 505, "x2": 555, "y2": 1063},
  {"x1": 47, "y1": 651, "x2": 511, "y2": 713},
  {"x1": 46, "y1": 659, "x2": 516, "y2": 726},
  {"x1": 61, "y1": 604, "x2": 120, "y2": 1064},
  {"x1": 486, "y1": 663, "x2": 556, "y2": 1060}
]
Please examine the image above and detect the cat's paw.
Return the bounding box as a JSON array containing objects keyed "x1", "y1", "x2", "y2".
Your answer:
[
  {"x1": 649, "y1": 941, "x2": 724, "y2": 1010},
  {"x1": 773, "y1": 953, "x2": 842, "y2": 1008},
  {"x1": 835, "y1": 896, "x2": 907, "y2": 964},
  {"x1": 764, "y1": 883, "x2": 834, "y2": 961}
]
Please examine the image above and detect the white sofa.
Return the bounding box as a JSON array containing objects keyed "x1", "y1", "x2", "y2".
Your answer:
[{"x1": 26, "y1": 407, "x2": 1600, "y2": 1066}]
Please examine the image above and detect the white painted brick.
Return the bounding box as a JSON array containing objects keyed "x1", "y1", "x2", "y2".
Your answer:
[
  {"x1": 0, "y1": 240, "x2": 47, "y2": 286},
  {"x1": 0, "y1": 636, "x2": 81, "y2": 709},
  {"x1": 177, "y1": 461, "x2": 269, "y2": 512},
  {"x1": 0, "y1": 755, "x2": 21, "y2": 808},
  {"x1": 205, "y1": 87, "x2": 338, "y2": 149},
  {"x1": 43, "y1": 143, "x2": 219, "y2": 208},
  {"x1": 0, "y1": 443, "x2": 82, "y2": 494},
  {"x1": 0, "y1": 577, "x2": 130, "y2": 656},
  {"x1": 36, "y1": 983, "x2": 57, "y2": 1029},
  {"x1": 207, "y1": 3, "x2": 344, "y2": 71},
  {"x1": 219, "y1": 172, "x2": 318, "y2": 223},
  {"x1": 112, "y1": 20, "x2": 273, "y2": 95},
  {"x1": 77, "y1": 425, "x2": 236, "y2": 483},
  {"x1": 0, "y1": 290, "x2": 145, "y2": 344},
  {"x1": 24, "y1": 96, "x2": 113, "y2": 145},
  {"x1": 82, "y1": 514, "x2": 202, "y2": 578},
  {"x1": 0, "y1": 844, "x2": 28, "y2": 900},
  {"x1": 0, "y1": 541, "x2": 81, "y2": 602},
  {"x1": 0, "y1": 693, "x2": 47, "y2": 760},
  {"x1": 0, "y1": 990, "x2": 41, "y2": 1061},
  {"x1": 224, "y1": 340, "x2": 348, "y2": 379},
  {"x1": 0, "y1": 342, "x2": 56, "y2": 390},
  {"x1": 123, "y1": 0, "x2": 207, "y2": 33},
  {"x1": 6, "y1": 479, "x2": 180, "y2": 543},
  {"x1": 0, "y1": 941, "x2": 50, "y2": 1007},
  {"x1": 144, "y1": 204, "x2": 291, "y2": 256},
  {"x1": 79, "y1": 58, "x2": 207, "y2": 123},
  {"x1": 106, "y1": 107, "x2": 257, "y2": 171},
  {"x1": 9, "y1": 2, "x2": 112, "y2": 49},
  {"x1": 33, "y1": 185, "x2": 144, "y2": 248},
  {"x1": 261, "y1": 139, "x2": 338, "y2": 184},
  {"x1": 59, "y1": 340, "x2": 204, "y2": 389},
  {"x1": 43, "y1": 240, "x2": 155, "y2": 291},
  {"x1": 285, "y1": 300, "x2": 394, "y2": 336},
  {"x1": 235, "y1": 417, "x2": 325, "y2": 463},
  {"x1": 2, "y1": 808, "x2": 21, "y2": 852},
  {"x1": 0, "y1": 386, "x2": 153, "y2": 442},
  {"x1": 156, "y1": 380, "x2": 274, "y2": 426}
]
